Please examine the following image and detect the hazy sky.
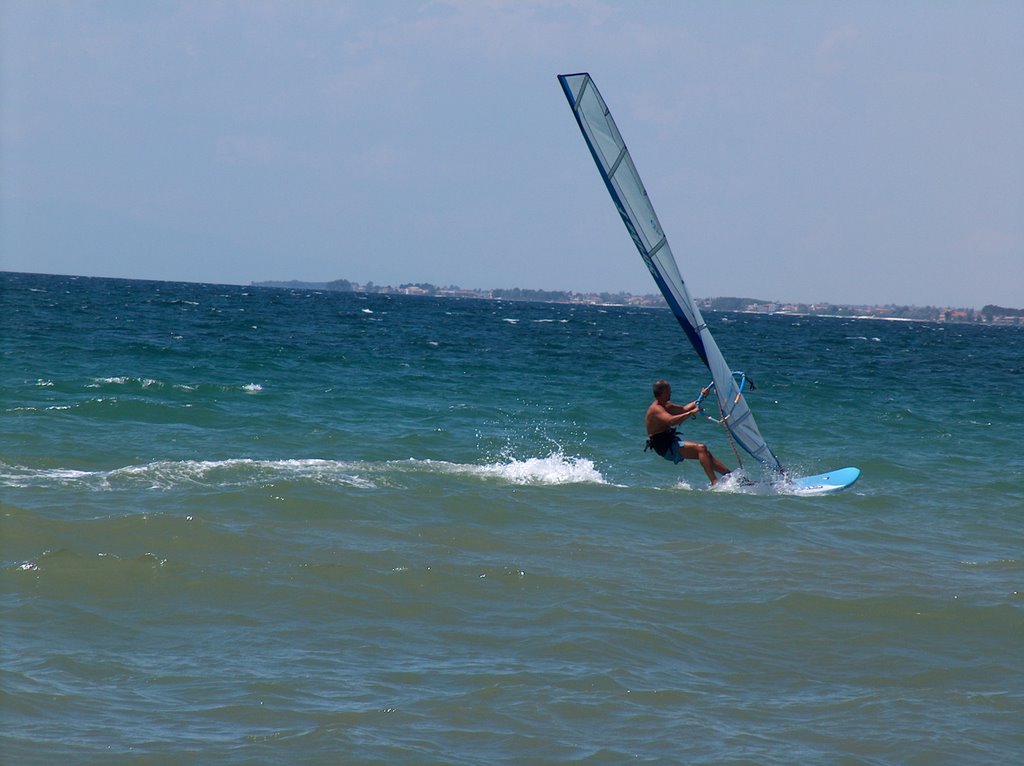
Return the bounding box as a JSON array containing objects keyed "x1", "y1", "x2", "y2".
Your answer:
[{"x1": 2, "y1": 1, "x2": 1022, "y2": 307}]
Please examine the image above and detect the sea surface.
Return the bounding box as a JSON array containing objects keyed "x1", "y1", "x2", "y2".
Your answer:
[{"x1": 2, "y1": 271, "x2": 1022, "y2": 765}]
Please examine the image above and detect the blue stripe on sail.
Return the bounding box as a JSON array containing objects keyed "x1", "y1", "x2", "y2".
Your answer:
[
  {"x1": 643, "y1": 262, "x2": 710, "y2": 368},
  {"x1": 559, "y1": 73, "x2": 709, "y2": 367}
]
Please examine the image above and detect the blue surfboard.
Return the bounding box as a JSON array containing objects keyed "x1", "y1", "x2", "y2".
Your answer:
[{"x1": 785, "y1": 466, "x2": 861, "y2": 495}]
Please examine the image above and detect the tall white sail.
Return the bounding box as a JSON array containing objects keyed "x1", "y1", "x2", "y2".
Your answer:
[{"x1": 558, "y1": 72, "x2": 783, "y2": 472}]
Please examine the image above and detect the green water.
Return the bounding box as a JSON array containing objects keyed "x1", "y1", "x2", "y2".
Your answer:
[{"x1": 2, "y1": 272, "x2": 1022, "y2": 764}]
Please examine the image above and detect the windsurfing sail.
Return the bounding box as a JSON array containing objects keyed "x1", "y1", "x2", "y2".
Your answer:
[{"x1": 558, "y1": 72, "x2": 783, "y2": 472}]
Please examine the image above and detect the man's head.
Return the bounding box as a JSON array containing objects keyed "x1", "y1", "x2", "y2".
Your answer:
[{"x1": 652, "y1": 379, "x2": 671, "y2": 400}]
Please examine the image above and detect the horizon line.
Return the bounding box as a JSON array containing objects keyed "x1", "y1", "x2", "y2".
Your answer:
[{"x1": 1, "y1": 269, "x2": 1017, "y2": 313}]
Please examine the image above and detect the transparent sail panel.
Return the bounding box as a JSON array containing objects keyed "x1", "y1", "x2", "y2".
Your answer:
[{"x1": 559, "y1": 72, "x2": 783, "y2": 472}]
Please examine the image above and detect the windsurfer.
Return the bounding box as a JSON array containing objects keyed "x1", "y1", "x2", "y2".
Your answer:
[{"x1": 645, "y1": 379, "x2": 731, "y2": 485}]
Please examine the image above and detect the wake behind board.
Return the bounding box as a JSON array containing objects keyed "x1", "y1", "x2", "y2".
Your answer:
[
  {"x1": 713, "y1": 466, "x2": 860, "y2": 495},
  {"x1": 784, "y1": 466, "x2": 861, "y2": 495}
]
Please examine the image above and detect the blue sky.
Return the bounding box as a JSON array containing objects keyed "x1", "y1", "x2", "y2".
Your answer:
[{"x1": 2, "y1": 0, "x2": 1022, "y2": 307}]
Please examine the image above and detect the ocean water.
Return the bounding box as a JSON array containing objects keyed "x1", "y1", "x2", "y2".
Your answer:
[{"x1": 2, "y1": 271, "x2": 1022, "y2": 765}]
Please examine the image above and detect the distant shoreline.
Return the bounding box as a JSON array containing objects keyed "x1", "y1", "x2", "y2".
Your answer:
[
  {"x1": 3, "y1": 271, "x2": 1020, "y2": 326},
  {"x1": 251, "y1": 279, "x2": 1024, "y2": 326}
]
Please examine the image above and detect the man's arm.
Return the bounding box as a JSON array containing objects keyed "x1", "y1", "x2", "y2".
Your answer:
[
  {"x1": 650, "y1": 401, "x2": 699, "y2": 430},
  {"x1": 664, "y1": 400, "x2": 700, "y2": 417}
]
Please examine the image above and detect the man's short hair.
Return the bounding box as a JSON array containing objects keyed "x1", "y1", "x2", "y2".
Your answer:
[{"x1": 652, "y1": 379, "x2": 670, "y2": 397}]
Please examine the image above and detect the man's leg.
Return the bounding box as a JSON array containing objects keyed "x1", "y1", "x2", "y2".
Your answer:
[{"x1": 679, "y1": 441, "x2": 723, "y2": 484}]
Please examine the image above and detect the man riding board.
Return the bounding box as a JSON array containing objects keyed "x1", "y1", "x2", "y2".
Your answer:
[{"x1": 645, "y1": 379, "x2": 731, "y2": 486}]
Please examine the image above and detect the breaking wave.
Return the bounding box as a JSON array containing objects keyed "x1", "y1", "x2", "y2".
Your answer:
[{"x1": 0, "y1": 452, "x2": 607, "y2": 492}]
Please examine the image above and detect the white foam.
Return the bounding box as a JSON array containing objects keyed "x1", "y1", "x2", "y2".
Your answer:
[
  {"x1": 710, "y1": 471, "x2": 776, "y2": 495},
  {"x1": 110, "y1": 458, "x2": 375, "y2": 489},
  {"x1": 0, "y1": 454, "x2": 608, "y2": 492},
  {"x1": 0, "y1": 458, "x2": 376, "y2": 491},
  {"x1": 0, "y1": 464, "x2": 95, "y2": 488},
  {"x1": 474, "y1": 453, "x2": 606, "y2": 486},
  {"x1": 88, "y1": 376, "x2": 162, "y2": 388}
]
